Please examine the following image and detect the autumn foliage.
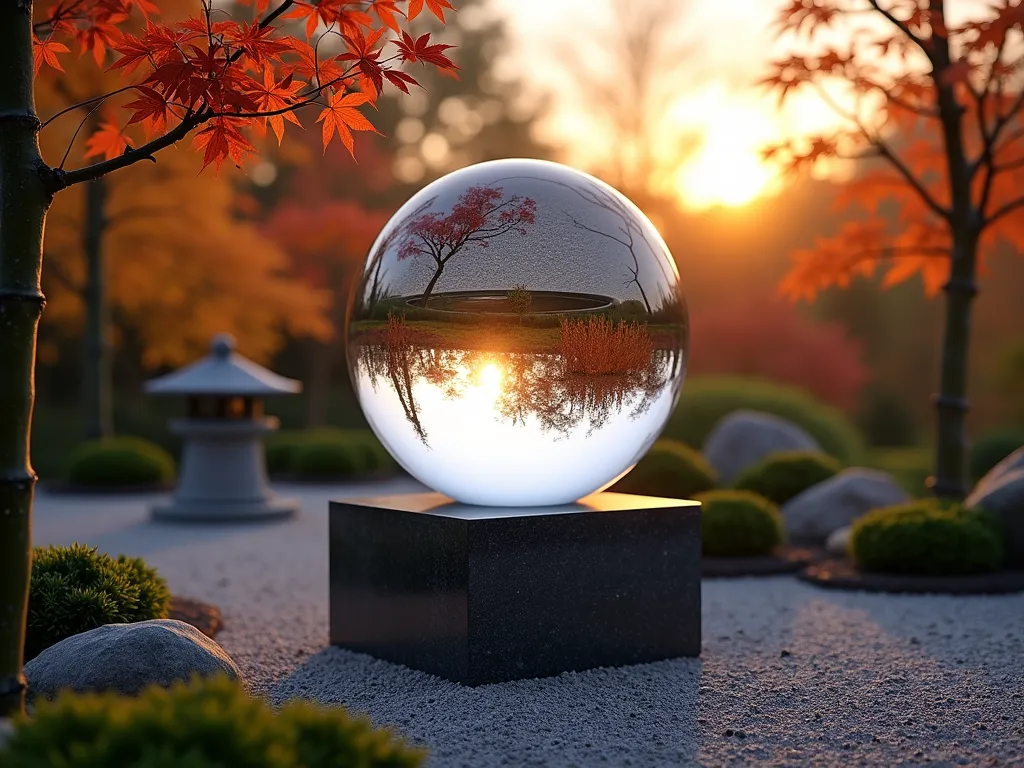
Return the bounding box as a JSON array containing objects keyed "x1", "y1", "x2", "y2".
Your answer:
[
  {"x1": 763, "y1": 0, "x2": 1024, "y2": 299},
  {"x1": 33, "y1": 0, "x2": 459, "y2": 179},
  {"x1": 559, "y1": 317, "x2": 652, "y2": 376},
  {"x1": 688, "y1": 295, "x2": 869, "y2": 411}
]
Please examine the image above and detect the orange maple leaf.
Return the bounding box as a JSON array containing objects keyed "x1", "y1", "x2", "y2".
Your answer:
[
  {"x1": 83, "y1": 121, "x2": 133, "y2": 160},
  {"x1": 33, "y1": 35, "x2": 69, "y2": 74},
  {"x1": 408, "y1": 0, "x2": 454, "y2": 23},
  {"x1": 250, "y1": 65, "x2": 304, "y2": 144},
  {"x1": 192, "y1": 119, "x2": 257, "y2": 172},
  {"x1": 316, "y1": 90, "x2": 378, "y2": 157}
]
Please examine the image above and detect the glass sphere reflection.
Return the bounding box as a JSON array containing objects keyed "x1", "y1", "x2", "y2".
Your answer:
[{"x1": 346, "y1": 159, "x2": 689, "y2": 506}]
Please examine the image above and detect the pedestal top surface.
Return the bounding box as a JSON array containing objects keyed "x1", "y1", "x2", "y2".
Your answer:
[{"x1": 333, "y1": 491, "x2": 700, "y2": 520}]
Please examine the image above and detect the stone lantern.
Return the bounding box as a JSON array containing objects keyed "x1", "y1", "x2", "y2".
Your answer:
[{"x1": 145, "y1": 333, "x2": 301, "y2": 522}]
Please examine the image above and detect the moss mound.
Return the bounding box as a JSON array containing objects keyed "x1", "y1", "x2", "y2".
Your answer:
[
  {"x1": 27, "y1": 544, "x2": 170, "y2": 661},
  {"x1": 851, "y1": 500, "x2": 1005, "y2": 576},
  {"x1": 1, "y1": 673, "x2": 424, "y2": 767},
  {"x1": 610, "y1": 439, "x2": 717, "y2": 499},
  {"x1": 694, "y1": 490, "x2": 784, "y2": 558},
  {"x1": 733, "y1": 450, "x2": 842, "y2": 505}
]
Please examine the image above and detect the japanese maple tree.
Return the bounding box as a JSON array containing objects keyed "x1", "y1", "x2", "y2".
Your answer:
[
  {"x1": 0, "y1": 0, "x2": 457, "y2": 718},
  {"x1": 763, "y1": 0, "x2": 1024, "y2": 499},
  {"x1": 396, "y1": 185, "x2": 536, "y2": 306}
]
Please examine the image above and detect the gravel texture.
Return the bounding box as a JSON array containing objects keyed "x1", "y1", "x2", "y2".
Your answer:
[{"x1": 33, "y1": 481, "x2": 1024, "y2": 767}]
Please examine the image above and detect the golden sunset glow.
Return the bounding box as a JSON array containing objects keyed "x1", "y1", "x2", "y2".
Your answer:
[
  {"x1": 479, "y1": 361, "x2": 504, "y2": 389},
  {"x1": 677, "y1": 138, "x2": 777, "y2": 209}
]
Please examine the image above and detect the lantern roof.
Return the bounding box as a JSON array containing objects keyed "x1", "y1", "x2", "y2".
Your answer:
[{"x1": 145, "y1": 334, "x2": 301, "y2": 397}]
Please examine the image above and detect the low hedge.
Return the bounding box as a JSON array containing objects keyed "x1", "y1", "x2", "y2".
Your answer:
[
  {"x1": 266, "y1": 429, "x2": 396, "y2": 479},
  {"x1": 66, "y1": 437, "x2": 175, "y2": 487},
  {"x1": 609, "y1": 439, "x2": 717, "y2": 499},
  {"x1": 850, "y1": 500, "x2": 1005, "y2": 576},
  {"x1": 694, "y1": 490, "x2": 784, "y2": 558},
  {"x1": 27, "y1": 544, "x2": 170, "y2": 662},
  {"x1": 662, "y1": 376, "x2": 864, "y2": 464},
  {"x1": 733, "y1": 450, "x2": 842, "y2": 505},
  {"x1": 0, "y1": 673, "x2": 424, "y2": 767}
]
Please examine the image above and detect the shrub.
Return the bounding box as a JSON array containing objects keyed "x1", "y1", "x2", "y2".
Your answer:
[
  {"x1": 971, "y1": 429, "x2": 1024, "y2": 482},
  {"x1": 694, "y1": 490, "x2": 784, "y2": 558},
  {"x1": 292, "y1": 438, "x2": 364, "y2": 479},
  {"x1": 0, "y1": 673, "x2": 424, "y2": 768},
  {"x1": 609, "y1": 439, "x2": 717, "y2": 499},
  {"x1": 267, "y1": 429, "x2": 395, "y2": 477},
  {"x1": 733, "y1": 450, "x2": 842, "y2": 505},
  {"x1": 662, "y1": 376, "x2": 864, "y2": 464},
  {"x1": 27, "y1": 544, "x2": 170, "y2": 661},
  {"x1": 66, "y1": 437, "x2": 175, "y2": 487},
  {"x1": 560, "y1": 316, "x2": 652, "y2": 375},
  {"x1": 850, "y1": 500, "x2": 1005, "y2": 576}
]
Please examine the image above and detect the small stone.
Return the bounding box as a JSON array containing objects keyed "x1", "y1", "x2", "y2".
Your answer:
[
  {"x1": 25, "y1": 619, "x2": 241, "y2": 701},
  {"x1": 781, "y1": 649, "x2": 792, "y2": 658},
  {"x1": 910, "y1": 637, "x2": 920, "y2": 645},
  {"x1": 724, "y1": 729, "x2": 735, "y2": 737},
  {"x1": 977, "y1": 723, "x2": 988, "y2": 730},
  {"x1": 736, "y1": 730, "x2": 747, "y2": 739}
]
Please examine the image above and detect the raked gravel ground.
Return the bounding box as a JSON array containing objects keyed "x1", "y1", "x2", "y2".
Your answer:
[{"x1": 33, "y1": 480, "x2": 1024, "y2": 767}]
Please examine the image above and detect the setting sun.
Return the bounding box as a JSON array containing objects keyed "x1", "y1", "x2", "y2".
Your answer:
[{"x1": 678, "y1": 139, "x2": 776, "y2": 209}]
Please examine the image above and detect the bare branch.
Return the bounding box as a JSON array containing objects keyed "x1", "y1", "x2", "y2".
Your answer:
[{"x1": 985, "y1": 195, "x2": 1024, "y2": 228}]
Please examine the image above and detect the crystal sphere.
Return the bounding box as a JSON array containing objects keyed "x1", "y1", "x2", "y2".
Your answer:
[{"x1": 346, "y1": 159, "x2": 689, "y2": 506}]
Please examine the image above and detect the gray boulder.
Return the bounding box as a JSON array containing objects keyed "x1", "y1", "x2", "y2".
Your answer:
[
  {"x1": 825, "y1": 526, "x2": 851, "y2": 557},
  {"x1": 782, "y1": 468, "x2": 910, "y2": 545},
  {"x1": 25, "y1": 619, "x2": 241, "y2": 701},
  {"x1": 703, "y1": 410, "x2": 820, "y2": 484},
  {"x1": 967, "y1": 452, "x2": 1024, "y2": 566}
]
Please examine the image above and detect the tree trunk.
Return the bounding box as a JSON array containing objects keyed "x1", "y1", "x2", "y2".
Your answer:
[
  {"x1": 305, "y1": 339, "x2": 331, "y2": 427},
  {"x1": 418, "y1": 264, "x2": 445, "y2": 308},
  {"x1": 930, "y1": 231, "x2": 977, "y2": 499},
  {"x1": 0, "y1": 1, "x2": 48, "y2": 718},
  {"x1": 82, "y1": 176, "x2": 112, "y2": 440}
]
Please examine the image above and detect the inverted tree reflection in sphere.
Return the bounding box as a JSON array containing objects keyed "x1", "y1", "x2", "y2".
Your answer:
[{"x1": 346, "y1": 159, "x2": 689, "y2": 506}]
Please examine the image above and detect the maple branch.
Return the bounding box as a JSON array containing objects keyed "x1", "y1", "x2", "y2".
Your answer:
[
  {"x1": 52, "y1": 111, "x2": 203, "y2": 192},
  {"x1": 40, "y1": 85, "x2": 141, "y2": 130},
  {"x1": 984, "y1": 195, "x2": 1024, "y2": 228},
  {"x1": 866, "y1": 0, "x2": 931, "y2": 61},
  {"x1": 810, "y1": 81, "x2": 951, "y2": 221}
]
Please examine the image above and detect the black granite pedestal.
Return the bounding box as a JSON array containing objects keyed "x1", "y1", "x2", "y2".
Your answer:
[{"x1": 329, "y1": 492, "x2": 701, "y2": 686}]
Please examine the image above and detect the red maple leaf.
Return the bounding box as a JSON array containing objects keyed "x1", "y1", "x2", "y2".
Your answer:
[
  {"x1": 192, "y1": 118, "x2": 256, "y2": 172},
  {"x1": 368, "y1": 0, "x2": 403, "y2": 33},
  {"x1": 76, "y1": 21, "x2": 122, "y2": 66},
  {"x1": 84, "y1": 120, "x2": 133, "y2": 160},
  {"x1": 123, "y1": 85, "x2": 169, "y2": 137},
  {"x1": 337, "y1": 27, "x2": 386, "y2": 99},
  {"x1": 393, "y1": 31, "x2": 458, "y2": 74},
  {"x1": 279, "y1": 39, "x2": 344, "y2": 88},
  {"x1": 33, "y1": 36, "x2": 69, "y2": 74},
  {"x1": 228, "y1": 22, "x2": 291, "y2": 65},
  {"x1": 383, "y1": 69, "x2": 420, "y2": 94},
  {"x1": 316, "y1": 90, "x2": 378, "y2": 157},
  {"x1": 249, "y1": 65, "x2": 304, "y2": 144},
  {"x1": 408, "y1": 0, "x2": 454, "y2": 23}
]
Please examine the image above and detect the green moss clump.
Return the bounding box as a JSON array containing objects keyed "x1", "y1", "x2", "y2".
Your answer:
[
  {"x1": 266, "y1": 429, "x2": 396, "y2": 478},
  {"x1": 610, "y1": 439, "x2": 717, "y2": 499},
  {"x1": 733, "y1": 450, "x2": 842, "y2": 505},
  {"x1": 0, "y1": 673, "x2": 424, "y2": 768},
  {"x1": 694, "y1": 490, "x2": 784, "y2": 558},
  {"x1": 851, "y1": 500, "x2": 1005, "y2": 576},
  {"x1": 27, "y1": 544, "x2": 171, "y2": 661},
  {"x1": 66, "y1": 437, "x2": 175, "y2": 487}
]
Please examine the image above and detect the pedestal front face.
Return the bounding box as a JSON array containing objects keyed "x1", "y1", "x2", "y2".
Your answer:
[{"x1": 330, "y1": 492, "x2": 701, "y2": 685}]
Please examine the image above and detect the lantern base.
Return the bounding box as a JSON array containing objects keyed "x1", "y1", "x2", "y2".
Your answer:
[
  {"x1": 151, "y1": 496, "x2": 298, "y2": 522},
  {"x1": 329, "y1": 491, "x2": 701, "y2": 686}
]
